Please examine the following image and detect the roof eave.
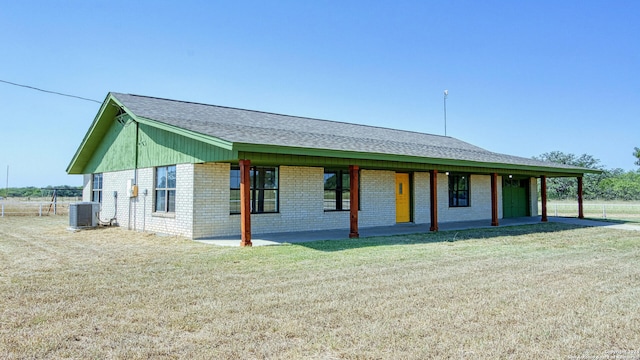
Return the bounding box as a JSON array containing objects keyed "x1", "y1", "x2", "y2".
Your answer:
[
  {"x1": 233, "y1": 143, "x2": 597, "y2": 176},
  {"x1": 67, "y1": 94, "x2": 236, "y2": 175},
  {"x1": 66, "y1": 92, "x2": 119, "y2": 174}
]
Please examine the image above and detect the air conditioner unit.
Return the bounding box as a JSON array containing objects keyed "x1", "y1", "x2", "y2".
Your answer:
[{"x1": 69, "y1": 202, "x2": 100, "y2": 229}]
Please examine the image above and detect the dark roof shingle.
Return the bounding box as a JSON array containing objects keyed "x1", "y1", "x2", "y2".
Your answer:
[{"x1": 112, "y1": 92, "x2": 585, "y2": 171}]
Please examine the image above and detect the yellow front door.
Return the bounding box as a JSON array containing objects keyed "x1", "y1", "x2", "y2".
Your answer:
[{"x1": 395, "y1": 173, "x2": 410, "y2": 223}]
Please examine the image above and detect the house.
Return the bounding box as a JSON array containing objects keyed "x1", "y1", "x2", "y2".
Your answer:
[{"x1": 67, "y1": 92, "x2": 596, "y2": 246}]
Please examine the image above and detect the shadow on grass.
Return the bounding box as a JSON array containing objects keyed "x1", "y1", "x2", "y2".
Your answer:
[
  {"x1": 584, "y1": 217, "x2": 639, "y2": 225},
  {"x1": 295, "y1": 222, "x2": 587, "y2": 252}
]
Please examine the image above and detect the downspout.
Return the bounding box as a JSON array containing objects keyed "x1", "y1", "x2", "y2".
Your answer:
[
  {"x1": 128, "y1": 119, "x2": 140, "y2": 230},
  {"x1": 134, "y1": 120, "x2": 139, "y2": 185}
]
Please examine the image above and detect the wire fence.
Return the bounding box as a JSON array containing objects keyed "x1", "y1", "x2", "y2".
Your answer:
[
  {"x1": 2, "y1": 198, "x2": 639, "y2": 222},
  {"x1": 0, "y1": 197, "x2": 81, "y2": 217},
  {"x1": 539, "y1": 202, "x2": 640, "y2": 221}
]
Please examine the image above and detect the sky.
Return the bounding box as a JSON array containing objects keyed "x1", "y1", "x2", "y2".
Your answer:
[{"x1": 1, "y1": 0, "x2": 638, "y2": 187}]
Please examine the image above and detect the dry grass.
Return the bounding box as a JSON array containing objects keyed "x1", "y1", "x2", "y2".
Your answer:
[
  {"x1": 1, "y1": 198, "x2": 75, "y2": 216},
  {"x1": 1, "y1": 217, "x2": 640, "y2": 359}
]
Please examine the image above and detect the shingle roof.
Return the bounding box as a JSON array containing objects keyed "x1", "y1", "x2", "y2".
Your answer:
[{"x1": 111, "y1": 92, "x2": 586, "y2": 172}]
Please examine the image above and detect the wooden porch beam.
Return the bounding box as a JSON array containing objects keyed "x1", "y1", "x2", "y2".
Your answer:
[
  {"x1": 239, "y1": 159, "x2": 252, "y2": 247},
  {"x1": 577, "y1": 176, "x2": 584, "y2": 219},
  {"x1": 430, "y1": 170, "x2": 438, "y2": 232},
  {"x1": 491, "y1": 173, "x2": 499, "y2": 226},
  {"x1": 541, "y1": 176, "x2": 548, "y2": 222},
  {"x1": 349, "y1": 165, "x2": 359, "y2": 238}
]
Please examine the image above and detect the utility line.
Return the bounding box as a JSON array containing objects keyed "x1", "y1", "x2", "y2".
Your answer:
[{"x1": 0, "y1": 79, "x2": 101, "y2": 104}]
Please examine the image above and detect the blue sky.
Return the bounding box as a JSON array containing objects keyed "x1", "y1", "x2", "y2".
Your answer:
[{"x1": 1, "y1": 0, "x2": 638, "y2": 187}]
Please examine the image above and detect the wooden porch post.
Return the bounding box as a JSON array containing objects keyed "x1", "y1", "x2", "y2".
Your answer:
[
  {"x1": 239, "y1": 159, "x2": 252, "y2": 247},
  {"x1": 491, "y1": 173, "x2": 499, "y2": 226},
  {"x1": 429, "y1": 170, "x2": 438, "y2": 232},
  {"x1": 541, "y1": 175, "x2": 548, "y2": 222},
  {"x1": 577, "y1": 176, "x2": 584, "y2": 219},
  {"x1": 349, "y1": 165, "x2": 359, "y2": 238}
]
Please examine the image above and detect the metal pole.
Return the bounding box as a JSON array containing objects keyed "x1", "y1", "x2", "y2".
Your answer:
[{"x1": 443, "y1": 90, "x2": 448, "y2": 136}]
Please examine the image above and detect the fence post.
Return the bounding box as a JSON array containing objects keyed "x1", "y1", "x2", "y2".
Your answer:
[
  {"x1": 602, "y1": 204, "x2": 606, "y2": 219},
  {"x1": 554, "y1": 204, "x2": 558, "y2": 217},
  {"x1": 1, "y1": 203, "x2": 3, "y2": 217},
  {"x1": 39, "y1": 204, "x2": 42, "y2": 217}
]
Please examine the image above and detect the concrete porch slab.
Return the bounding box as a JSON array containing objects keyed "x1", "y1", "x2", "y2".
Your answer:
[{"x1": 192, "y1": 216, "x2": 640, "y2": 247}]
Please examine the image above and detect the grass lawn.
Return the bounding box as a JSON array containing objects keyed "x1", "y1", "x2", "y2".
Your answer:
[
  {"x1": 540, "y1": 200, "x2": 640, "y2": 224},
  {"x1": 1, "y1": 217, "x2": 640, "y2": 359}
]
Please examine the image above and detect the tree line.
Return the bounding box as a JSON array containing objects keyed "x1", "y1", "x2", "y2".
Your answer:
[
  {"x1": 2, "y1": 149, "x2": 639, "y2": 201},
  {"x1": 534, "y1": 150, "x2": 640, "y2": 201},
  {"x1": 1, "y1": 185, "x2": 82, "y2": 198}
]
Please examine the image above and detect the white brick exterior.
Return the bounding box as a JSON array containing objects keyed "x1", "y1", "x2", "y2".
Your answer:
[
  {"x1": 83, "y1": 163, "x2": 538, "y2": 239},
  {"x1": 359, "y1": 170, "x2": 396, "y2": 227},
  {"x1": 192, "y1": 163, "x2": 231, "y2": 238},
  {"x1": 413, "y1": 172, "x2": 431, "y2": 225},
  {"x1": 437, "y1": 174, "x2": 500, "y2": 223},
  {"x1": 529, "y1": 177, "x2": 539, "y2": 217},
  {"x1": 83, "y1": 165, "x2": 194, "y2": 237}
]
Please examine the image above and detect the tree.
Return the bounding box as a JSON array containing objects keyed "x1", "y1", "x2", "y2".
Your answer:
[
  {"x1": 0, "y1": 186, "x2": 82, "y2": 198},
  {"x1": 634, "y1": 147, "x2": 640, "y2": 167},
  {"x1": 533, "y1": 151, "x2": 604, "y2": 200},
  {"x1": 534, "y1": 151, "x2": 602, "y2": 169},
  {"x1": 599, "y1": 170, "x2": 640, "y2": 200}
]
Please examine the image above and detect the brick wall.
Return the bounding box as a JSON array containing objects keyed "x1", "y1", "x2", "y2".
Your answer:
[
  {"x1": 85, "y1": 169, "x2": 134, "y2": 227},
  {"x1": 189, "y1": 165, "x2": 351, "y2": 237},
  {"x1": 82, "y1": 174, "x2": 91, "y2": 201},
  {"x1": 529, "y1": 177, "x2": 539, "y2": 216},
  {"x1": 83, "y1": 165, "x2": 194, "y2": 238},
  {"x1": 193, "y1": 163, "x2": 227, "y2": 238},
  {"x1": 359, "y1": 170, "x2": 396, "y2": 227},
  {"x1": 437, "y1": 173, "x2": 498, "y2": 223},
  {"x1": 413, "y1": 172, "x2": 431, "y2": 224},
  {"x1": 87, "y1": 164, "x2": 538, "y2": 239}
]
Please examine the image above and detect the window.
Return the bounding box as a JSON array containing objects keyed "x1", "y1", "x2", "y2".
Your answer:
[
  {"x1": 230, "y1": 166, "x2": 279, "y2": 214},
  {"x1": 91, "y1": 173, "x2": 103, "y2": 203},
  {"x1": 324, "y1": 170, "x2": 350, "y2": 211},
  {"x1": 155, "y1": 165, "x2": 176, "y2": 212},
  {"x1": 449, "y1": 174, "x2": 470, "y2": 207}
]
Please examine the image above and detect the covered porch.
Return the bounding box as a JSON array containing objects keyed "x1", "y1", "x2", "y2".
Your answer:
[
  {"x1": 199, "y1": 215, "x2": 632, "y2": 247},
  {"x1": 236, "y1": 156, "x2": 589, "y2": 247}
]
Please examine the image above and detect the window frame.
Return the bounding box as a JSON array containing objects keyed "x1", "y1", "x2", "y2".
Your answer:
[
  {"x1": 230, "y1": 165, "x2": 279, "y2": 214},
  {"x1": 154, "y1": 165, "x2": 177, "y2": 213},
  {"x1": 323, "y1": 169, "x2": 351, "y2": 211},
  {"x1": 91, "y1": 173, "x2": 103, "y2": 203},
  {"x1": 448, "y1": 173, "x2": 470, "y2": 207}
]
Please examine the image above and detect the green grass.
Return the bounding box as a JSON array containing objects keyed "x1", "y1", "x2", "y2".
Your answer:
[
  {"x1": 1, "y1": 217, "x2": 640, "y2": 359},
  {"x1": 540, "y1": 200, "x2": 640, "y2": 223}
]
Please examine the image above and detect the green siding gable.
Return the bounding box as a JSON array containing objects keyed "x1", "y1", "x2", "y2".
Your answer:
[
  {"x1": 83, "y1": 117, "x2": 137, "y2": 174},
  {"x1": 136, "y1": 123, "x2": 236, "y2": 169},
  {"x1": 67, "y1": 96, "x2": 122, "y2": 174},
  {"x1": 81, "y1": 119, "x2": 236, "y2": 173},
  {"x1": 68, "y1": 94, "x2": 237, "y2": 174}
]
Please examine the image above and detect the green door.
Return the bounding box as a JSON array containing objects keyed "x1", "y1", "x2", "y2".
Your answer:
[{"x1": 502, "y1": 179, "x2": 530, "y2": 218}]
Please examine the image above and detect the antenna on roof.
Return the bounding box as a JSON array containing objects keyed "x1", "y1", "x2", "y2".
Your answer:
[{"x1": 443, "y1": 90, "x2": 448, "y2": 136}]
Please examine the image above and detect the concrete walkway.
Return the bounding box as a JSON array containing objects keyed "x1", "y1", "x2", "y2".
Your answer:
[{"x1": 196, "y1": 216, "x2": 640, "y2": 247}]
